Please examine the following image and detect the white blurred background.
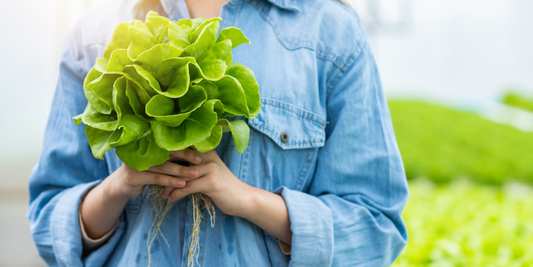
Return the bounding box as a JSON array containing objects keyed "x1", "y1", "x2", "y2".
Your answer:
[{"x1": 0, "y1": 0, "x2": 531, "y2": 265}]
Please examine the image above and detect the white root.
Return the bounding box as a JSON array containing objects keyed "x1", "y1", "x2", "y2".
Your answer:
[{"x1": 146, "y1": 185, "x2": 216, "y2": 267}]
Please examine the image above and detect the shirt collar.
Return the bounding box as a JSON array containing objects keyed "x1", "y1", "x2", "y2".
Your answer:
[{"x1": 265, "y1": 0, "x2": 301, "y2": 12}]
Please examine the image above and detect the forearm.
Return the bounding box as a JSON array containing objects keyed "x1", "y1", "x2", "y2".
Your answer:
[
  {"x1": 162, "y1": 151, "x2": 293, "y2": 245},
  {"x1": 80, "y1": 171, "x2": 129, "y2": 239},
  {"x1": 238, "y1": 185, "x2": 292, "y2": 245}
]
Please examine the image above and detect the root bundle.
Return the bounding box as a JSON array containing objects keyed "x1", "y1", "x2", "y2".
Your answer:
[{"x1": 146, "y1": 185, "x2": 216, "y2": 267}]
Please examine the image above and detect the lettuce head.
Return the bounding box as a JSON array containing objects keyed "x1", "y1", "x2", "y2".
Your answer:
[{"x1": 73, "y1": 11, "x2": 260, "y2": 171}]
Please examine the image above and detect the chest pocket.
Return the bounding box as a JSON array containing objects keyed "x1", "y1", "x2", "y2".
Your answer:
[{"x1": 243, "y1": 98, "x2": 325, "y2": 192}]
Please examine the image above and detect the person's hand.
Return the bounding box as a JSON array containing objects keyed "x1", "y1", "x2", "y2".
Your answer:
[
  {"x1": 161, "y1": 149, "x2": 252, "y2": 217},
  {"x1": 107, "y1": 149, "x2": 203, "y2": 200},
  {"x1": 81, "y1": 148, "x2": 206, "y2": 239}
]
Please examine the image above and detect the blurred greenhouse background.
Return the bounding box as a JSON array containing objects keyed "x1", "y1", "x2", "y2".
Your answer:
[{"x1": 0, "y1": 0, "x2": 532, "y2": 266}]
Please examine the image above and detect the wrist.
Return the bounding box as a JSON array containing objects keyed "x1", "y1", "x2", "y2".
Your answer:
[
  {"x1": 102, "y1": 168, "x2": 131, "y2": 203},
  {"x1": 235, "y1": 183, "x2": 260, "y2": 219},
  {"x1": 80, "y1": 169, "x2": 128, "y2": 239}
]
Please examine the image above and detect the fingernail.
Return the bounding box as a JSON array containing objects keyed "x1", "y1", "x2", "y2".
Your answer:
[
  {"x1": 189, "y1": 169, "x2": 196, "y2": 176},
  {"x1": 168, "y1": 196, "x2": 173, "y2": 202},
  {"x1": 161, "y1": 193, "x2": 167, "y2": 199},
  {"x1": 178, "y1": 180, "x2": 185, "y2": 187},
  {"x1": 194, "y1": 156, "x2": 201, "y2": 164}
]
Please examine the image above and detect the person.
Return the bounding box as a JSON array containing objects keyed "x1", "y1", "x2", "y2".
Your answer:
[{"x1": 27, "y1": 0, "x2": 409, "y2": 266}]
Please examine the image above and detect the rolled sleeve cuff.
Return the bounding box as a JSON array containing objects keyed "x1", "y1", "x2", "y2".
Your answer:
[
  {"x1": 273, "y1": 186, "x2": 334, "y2": 267},
  {"x1": 50, "y1": 180, "x2": 126, "y2": 267}
]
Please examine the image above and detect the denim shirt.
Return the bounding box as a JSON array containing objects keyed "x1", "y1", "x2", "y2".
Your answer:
[{"x1": 27, "y1": 0, "x2": 408, "y2": 266}]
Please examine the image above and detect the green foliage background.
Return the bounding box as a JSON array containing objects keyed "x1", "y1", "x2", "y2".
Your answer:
[
  {"x1": 395, "y1": 179, "x2": 533, "y2": 267},
  {"x1": 503, "y1": 92, "x2": 533, "y2": 113},
  {"x1": 389, "y1": 99, "x2": 533, "y2": 266},
  {"x1": 389, "y1": 100, "x2": 533, "y2": 185}
]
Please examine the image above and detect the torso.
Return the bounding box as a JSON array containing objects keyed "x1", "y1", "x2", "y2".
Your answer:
[{"x1": 72, "y1": 0, "x2": 365, "y2": 265}]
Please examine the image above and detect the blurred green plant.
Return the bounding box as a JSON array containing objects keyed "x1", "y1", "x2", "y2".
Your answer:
[
  {"x1": 503, "y1": 92, "x2": 533, "y2": 112},
  {"x1": 388, "y1": 100, "x2": 533, "y2": 185},
  {"x1": 394, "y1": 179, "x2": 533, "y2": 267}
]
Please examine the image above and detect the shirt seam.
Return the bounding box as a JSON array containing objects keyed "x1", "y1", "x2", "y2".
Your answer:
[
  {"x1": 298, "y1": 147, "x2": 317, "y2": 191},
  {"x1": 373, "y1": 79, "x2": 393, "y2": 208},
  {"x1": 233, "y1": 0, "x2": 244, "y2": 26},
  {"x1": 73, "y1": 23, "x2": 83, "y2": 62},
  {"x1": 249, "y1": 0, "x2": 361, "y2": 72},
  {"x1": 239, "y1": 124, "x2": 253, "y2": 181},
  {"x1": 249, "y1": 122, "x2": 324, "y2": 148},
  {"x1": 325, "y1": 43, "x2": 369, "y2": 101},
  {"x1": 165, "y1": 0, "x2": 180, "y2": 19},
  {"x1": 82, "y1": 42, "x2": 106, "y2": 50},
  {"x1": 72, "y1": 24, "x2": 87, "y2": 81},
  {"x1": 292, "y1": 148, "x2": 311, "y2": 190},
  {"x1": 260, "y1": 97, "x2": 326, "y2": 127}
]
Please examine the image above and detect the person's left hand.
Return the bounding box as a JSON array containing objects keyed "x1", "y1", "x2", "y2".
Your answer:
[{"x1": 161, "y1": 148, "x2": 252, "y2": 217}]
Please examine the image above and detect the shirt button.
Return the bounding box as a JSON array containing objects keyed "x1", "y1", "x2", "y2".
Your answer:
[{"x1": 281, "y1": 132, "x2": 289, "y2": 143}]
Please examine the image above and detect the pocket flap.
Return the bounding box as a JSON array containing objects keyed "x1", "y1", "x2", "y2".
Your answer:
[{"x1": 248, "y1": 98, "x2": 326, "y2": 149}]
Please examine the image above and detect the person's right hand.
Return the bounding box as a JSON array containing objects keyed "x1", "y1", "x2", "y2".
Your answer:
[{"x1": 108, "y1": 149, "x2": 203, "y2": 200}]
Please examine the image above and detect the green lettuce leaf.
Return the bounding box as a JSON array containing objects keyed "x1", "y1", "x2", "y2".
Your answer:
[
  {"x1": 193, "y1": 78, "x2": 220, "y2": 99},
  {"x1": 168, "y1": 22, "x2": 190, "y2": 50},
  {"x1": 121, "y1": 65, "x2": 159, "y2": 96},
  {"x1": 135, "y1": 44, "x2": 183, "y2": 71},
  {"x1": 83, "y1": 67, "x2": 109, "y2": 115},
  {"x1": 226, "y1": 63, "x2": 261, "y2": 117},
  {"x1": 197, "y1": 39, "x2": 232, "y2": 81},
  {"x1": 85, "y1": 125, "x2": 121, "y2": 159},
  {"x1": 195, "y1": 118, "x2": 250, "y2": 153},
  {"x1": 154, "y1": 57, "x2": 196, "y2": 98},
  {"x1": 190, "y1": 17, "x2": 222, "y2": 43},
  {"x1": 79, "y1": 104, "x2": 118, "y2": 131},
  {"x1": 112, "y1": 76, "x2": 134, "y2": 118},
  {"x1": 184, "y1": 21, "x2": 232, "y2": 80},
  {"x1": 103, "y1": 22, "x2": 132, "y2": 60},
  {"x1": 95, "y1": 58, "x2": 109, "y2": 73},
  {"x1": 111, "y1": 77, "x2": 151, "y2": 146},
  {"x1": 212, "y1": 75, "x2": 250, "y2": 116},
  {"x1": 145, "y1": 11, "x2": 170, "y2": 43},
  {"x1": 115, "y1": 131, "x2": 170, "y2": 171},
  {"x1": 112, "y1": 114, "x2": 151, "y2": 147},
  {"x1": 127, "y1": 20, "x2": 158, "y2": 60},
  {"x1": 218, "y1": 119, "x2": 250, "y2": 153},
  {"x1": 106, "y1": 49, "x2": 134, "y2": 72},
  {"x1": 194, "y1": 123, "x2": 223, "y2": 152},
  {"x1": 151, "y1": 99, "x2": 221, "y2": 151},
  {"x1": 86, "y1": 73, "x2": 121, "y2": 115},
  {"x1": 145, "y1": 84, "x2": 207, "y2": 127},
  {"x1": 217, "y1": 27, "x2": 250, "y2": 48}
]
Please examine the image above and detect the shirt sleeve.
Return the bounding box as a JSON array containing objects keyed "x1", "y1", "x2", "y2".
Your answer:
[
  {"x1": 274, "y1": 42, "x2": 409, "y2": 267},
  {"x1": 26, "y1": 23, "x2": 126, "y2": 267}
]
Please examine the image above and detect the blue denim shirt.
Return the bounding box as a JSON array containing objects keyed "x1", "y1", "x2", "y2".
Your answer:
[{"x1": 27, "y1": 0, "x2": 408, "y2": 266}]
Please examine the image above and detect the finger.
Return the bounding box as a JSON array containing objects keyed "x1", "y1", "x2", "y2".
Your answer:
[
  {"x1": 161, "y1": 186, "x2": 175, "y2": 199},
  {"x1": 194, "y1": 150, "x2": 219, "y2": 164},
  {"x1": 139, "y1": 171, "x2": 186, "y2": 188},
  {"x1": 192, "y1": 160, "x2": 218, "y2": 177},
  {"x1": 169, "y1": 149, "x2": 202, "y2": 165},
  {"x1": 147, "y1": 161, "x2": 198, "y2": 178},
  {"x1": 168, "y1": 177, "x2": 210, "y2": 202}
]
